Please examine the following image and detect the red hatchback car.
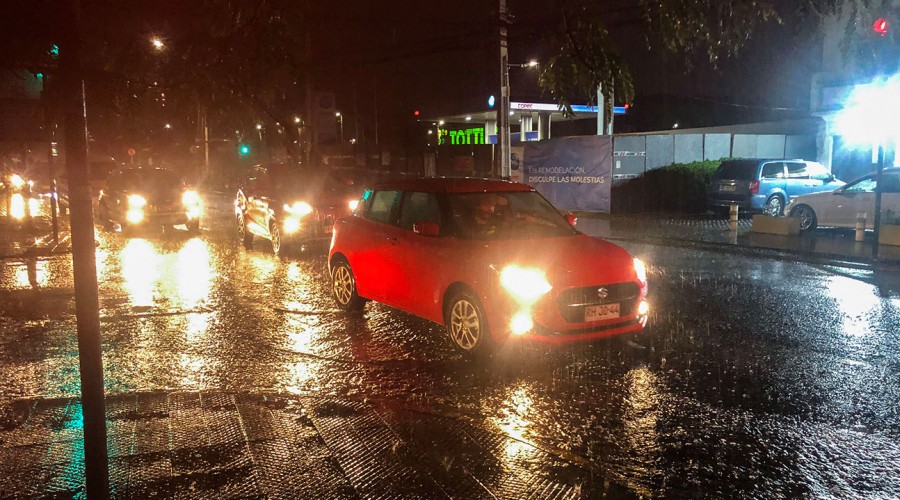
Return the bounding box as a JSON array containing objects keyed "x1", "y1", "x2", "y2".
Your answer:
[{"x1": 328, "y1": 178, "x2": 649, "y2": 356}]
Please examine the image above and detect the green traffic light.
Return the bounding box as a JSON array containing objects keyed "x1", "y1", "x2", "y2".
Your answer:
[{"x1": 238, "y1": 144, "x2": 251, "y2": 156}]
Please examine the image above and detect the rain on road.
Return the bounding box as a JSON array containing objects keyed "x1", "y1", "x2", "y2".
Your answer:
[{"x1": 1, "y1": 200, "x2": 899, "y2": 497}]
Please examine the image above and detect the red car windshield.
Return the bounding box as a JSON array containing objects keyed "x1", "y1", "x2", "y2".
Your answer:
[{"x1": 447, "y1": 191, "x2": 576, "y2": 240}]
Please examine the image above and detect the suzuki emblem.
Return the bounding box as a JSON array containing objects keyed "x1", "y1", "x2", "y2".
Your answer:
[{"x1": 597, "y1": 287, "x2": 609, "y2": 300}]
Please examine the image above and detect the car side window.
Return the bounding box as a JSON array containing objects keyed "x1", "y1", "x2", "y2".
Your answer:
[
  {"x1": 845, "y1": 177, "x2": 876, "y2": 193},
  {"x1": 365, "y1": 190, "x2": 401, "y2": 224},
  {"x1": 398, "y1": 192, "x2": 440, "y2": 231},
  {"x1": 786, "y1": 162, "x2": 809, "y2": 179},
  {"x1": 761, "y1": 163, "x2": 784, "y2": 179},
  {"x1": 806, "y1": 162, "x2": 832, "y2": 181}
]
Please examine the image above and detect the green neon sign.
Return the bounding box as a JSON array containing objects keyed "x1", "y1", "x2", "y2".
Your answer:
[{"x1": 439, "y1": 127, "x2": 486, "y2": 145}]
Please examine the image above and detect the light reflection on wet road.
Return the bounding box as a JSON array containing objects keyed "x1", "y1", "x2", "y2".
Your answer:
[{"x1": 1, "y1": 205, "x2": 899, "y2": 497}]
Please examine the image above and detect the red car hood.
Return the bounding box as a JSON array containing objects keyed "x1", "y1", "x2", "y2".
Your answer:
[{"x1": 477, "y1": 234, "x2": 638, "y2": 288}]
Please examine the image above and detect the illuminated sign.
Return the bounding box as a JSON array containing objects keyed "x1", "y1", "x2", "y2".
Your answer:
[
  {"x1": 511, "y1": 102, "x2": 628, "y2": 114},
  {"x1": 439, "y1": 127, "x2": 486, "y2": 145}
]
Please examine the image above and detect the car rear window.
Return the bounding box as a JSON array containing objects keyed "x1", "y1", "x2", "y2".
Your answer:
[{"x1": 714, "y1": 160, "x2": 759, "y2": 181}]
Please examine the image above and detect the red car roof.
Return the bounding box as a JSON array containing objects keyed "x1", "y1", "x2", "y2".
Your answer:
[{"x1": 371, "y1": 177, "x2": 534, "y2": 193}]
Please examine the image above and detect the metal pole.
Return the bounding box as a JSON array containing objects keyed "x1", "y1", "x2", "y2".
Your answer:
[
  {"x1": 597, "y1": 84, "x2": 604, "y2": 135},
  {"x1": 59, "y1": 2, "x2": 109, "y2": 497},
  {"x1": 43, "y1": 75, "x2": 59, "y2": 242},
  {"x1": 873, "y1": 143, "x2": 886, "y2": 259},
  {"x1": 498, "y1": 0, "x2": 511, "y2": 178}
]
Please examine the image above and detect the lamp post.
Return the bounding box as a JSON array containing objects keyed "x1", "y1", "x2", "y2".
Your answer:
[
  {"x1": 336, "y1": 112, "x2": 344, "y2": 143},
  {"x1": 499, "y1": 59, "x2": 539, "y2": 178}
]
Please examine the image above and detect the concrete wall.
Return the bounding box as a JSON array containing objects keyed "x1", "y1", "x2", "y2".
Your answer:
[{"x1": 610, "y1": 130, "x2": 817, "y2": 183}]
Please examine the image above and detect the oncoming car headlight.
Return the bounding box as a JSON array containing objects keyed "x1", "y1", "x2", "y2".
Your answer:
[
  {"x1": 128, "y1": 194, "x2": 147, "y2": 209},
  {"x1": 500, "y1": 265, "x2": 552, "y2": 304},
  {"x1": 182, "y1": 190, "x2": 202, "y2": 206},
  {"x1": 284, "y1": 201, "x2": 313, "y2": 217}
]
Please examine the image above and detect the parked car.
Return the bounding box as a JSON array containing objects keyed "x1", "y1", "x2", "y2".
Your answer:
[
  {"x1": 328, "y1": 177, "x2": 650, "y2": 357},
  {"x1": 786, "y1": 168, "x2": 900, "y2": 231},
  {"x1": 97, "y1": 167, "x2": 202, "y2": 233},
  {"x1": 707, "y1": 159, "x2": 844, "y2": 216},
  {"x1": 235, "y1": 164, "x2": 359, "y2": 255}
]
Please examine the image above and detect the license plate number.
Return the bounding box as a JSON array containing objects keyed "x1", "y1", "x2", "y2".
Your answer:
[
  {"x1": 584, "y1": 303, "x2": 620, "y2": 322},
  {"x1": 719, "y1": 185, "x2": 736, "y2": 192}
]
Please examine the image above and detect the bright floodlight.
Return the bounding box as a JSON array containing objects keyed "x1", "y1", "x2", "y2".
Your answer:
[
  {"x1": 151, "y1": 38, "x2": 164, "y2": 50},
  {"x1": 834, "y1": 74, "x2": 900, "y2": 147}
]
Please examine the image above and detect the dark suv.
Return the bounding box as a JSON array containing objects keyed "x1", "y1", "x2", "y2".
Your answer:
[
  {"x1": 235, "y1": 164, "x2": 358, "y2": 255},
  {"x1": 98, "y1": 168, "x2": 202, "y2": 233},
  {"x1": 707, "y1": 159, "x2": 844, "y2": 216}
]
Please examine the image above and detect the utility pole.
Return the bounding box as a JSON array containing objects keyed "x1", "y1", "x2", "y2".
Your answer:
[
  {"x1": 59, "y1": 1, "x2": 109, "y2": 497},
  {"x1": 498, "y1": 0, "x2": 511, "y2": 178}
]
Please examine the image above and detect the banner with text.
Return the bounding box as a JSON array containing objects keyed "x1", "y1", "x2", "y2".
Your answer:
[{"x1": 523, "y1": 136, "x2": 613, "y2": 212}]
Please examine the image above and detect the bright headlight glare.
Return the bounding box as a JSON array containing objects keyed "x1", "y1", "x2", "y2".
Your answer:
[
  {"x1": 10, "y1": 193, "x2": 26, "y2": 220},
  {"x1": 638, "y1": 300, "x2": 650, "y2": 316},
  {"x1": 348, "y1": 199, "x2": 359, "y2": 211},
  {"x1": 283, "y1": 216, "x2": 302, "y2": 234},
  {"x1": 500, "y1": 265, "x2": 551, "y2": 303},
  {"x1": 633, "y1": 258, "x2": 647, "y2": 283},
  {"x1": 10, "y1": 174, "x2": 25, "y2": 189},
  {"x1": 128, "y1": 194, "x2": 147, "y2": 209},
  {"x1": 510, "y1": 311, "x2": 533, "y2": 335},
  {"x1": 182, "y1": 190, "x2": 202, "y2": 206},
  {"x1": 284, "y1": 201, "x2": 313, "y2": 216},
  {"x1": 126, "y1": 209, "x2": 144, "y2": 224}
]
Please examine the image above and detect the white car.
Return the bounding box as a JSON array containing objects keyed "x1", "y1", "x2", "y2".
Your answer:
[{"x1": 786, "y1": 168, "x2": 900, "y2": 231}]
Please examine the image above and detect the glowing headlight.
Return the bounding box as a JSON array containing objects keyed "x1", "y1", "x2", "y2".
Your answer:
[
  {"x1": 284, "y1": 201, "x2": 313, "y2": 217},
  {"x1": 182, "y1": 190, "x2": 202, "y2": 206},
  {"x1": 637, "y1": 300, "x2": 650, "y2": 316},
  {"x1": 283, "y1": 217, "x2": 302, "y2": 234},
  {"x1": 128, "y1": 194, "x2": 147, "y2": 209},
  {"x1": 126, "y1": 209, "x2": 144, "y2": 224},
  {"x1": 348, "y1": 199, "x2": 359, "y2": 211},
  {"x1": 510, "y1": 311, "x2": 533, "y2": 335},
  {"x1": 500, "y1": 265, "x2": 552, "y2": 304},
  {"x1": 10, "y1": 174, "x2": 25, "y2": 189},
  {"x1": 633, "y1": 258, "x2": 647, "y2": 283}
]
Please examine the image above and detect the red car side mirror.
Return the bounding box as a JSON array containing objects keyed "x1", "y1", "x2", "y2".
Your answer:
[
  {"x1": 565, "y1": 213, "x2": 577, "y2": 226},
  {"x1": 413, "y1": 220, "x2": 440, "y2": 237}
]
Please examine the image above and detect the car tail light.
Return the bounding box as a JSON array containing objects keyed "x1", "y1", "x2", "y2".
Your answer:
[{"x1": 749, "y1": 180, "x2": 760, "y2": 194}]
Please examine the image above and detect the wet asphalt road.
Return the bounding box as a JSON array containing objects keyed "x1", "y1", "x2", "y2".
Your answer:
[{"x1": 1, "y1": 202, "x2": 900, "y2": 498}]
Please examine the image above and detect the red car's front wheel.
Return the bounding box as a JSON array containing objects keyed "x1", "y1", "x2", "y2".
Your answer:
[{"x1": 445, "y1": 291, "x2": 493, "y2": 357}]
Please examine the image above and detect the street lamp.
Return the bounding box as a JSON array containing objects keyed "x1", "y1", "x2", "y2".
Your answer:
[
  {"x1": 834, "y1": 74, "x2": 900, "y2": 258},
  {"x1": 499, "y1": 59, "x2": 540, "y2": 178},
  {"x1": 150, "y1": 37, "x2": 164, "y2": 50},
  {"x1": 335, "y1": 112, "x2": 344, "y2": 143}
]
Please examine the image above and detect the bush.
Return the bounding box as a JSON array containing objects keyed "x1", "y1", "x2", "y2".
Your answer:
[{"x1": 611, "y1": 159, "x2": 723, "y2": 214}]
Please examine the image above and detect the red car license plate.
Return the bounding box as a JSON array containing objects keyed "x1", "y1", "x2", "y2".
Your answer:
[{"x1": 584, "y1": 303, "x2": 620, "y2": 322}]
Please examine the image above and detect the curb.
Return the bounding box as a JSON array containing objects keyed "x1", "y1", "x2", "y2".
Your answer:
[{"x1": 606, "y1": 234, "x2": 900, "y2": 271}]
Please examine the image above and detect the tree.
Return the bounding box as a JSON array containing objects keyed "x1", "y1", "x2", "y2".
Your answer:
[
  {"x1": 535, "y1": 0, "x2": 881, "y2": 114},
  {"x1": 1, "y1": 1, "x2": 313, "y2": 171}
]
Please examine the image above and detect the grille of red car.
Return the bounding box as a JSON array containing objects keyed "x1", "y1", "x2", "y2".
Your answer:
[{"x1": 556, "y1": 282, "x2": 640, "y2": 323}]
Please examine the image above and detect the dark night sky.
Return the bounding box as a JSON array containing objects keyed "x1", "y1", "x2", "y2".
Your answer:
[{"x1": 308, "y1": 0, "x2": 823, "y2": 138}]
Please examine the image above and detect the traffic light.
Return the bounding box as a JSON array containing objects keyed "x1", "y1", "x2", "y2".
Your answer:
[
  {"x1": 873, "y1": 17, "x2": 889, "y2": 36},
  {"x1": 238, "y1": 144, "x2": 251, "y2": 156},
  {"x1": 413, "y1": 109, "x2": 421, "y2": 117}
]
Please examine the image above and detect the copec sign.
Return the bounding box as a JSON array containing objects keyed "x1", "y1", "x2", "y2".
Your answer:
[{"x1": 439, "y1": 127, "x2": 486, "y2": 145}]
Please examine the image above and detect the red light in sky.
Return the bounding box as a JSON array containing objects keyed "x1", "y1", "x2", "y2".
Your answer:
[
  {"x1": 413, "y1": 109, "x2": 421, "y2": 117},
  {"x1": 873, "y1": 17, "x2": 889, "y2": 36}
]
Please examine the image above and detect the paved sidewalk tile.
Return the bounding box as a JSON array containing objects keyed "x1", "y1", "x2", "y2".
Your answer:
[{"x1": 0, "y1": 392, "x2": 620, "y2": 498}]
